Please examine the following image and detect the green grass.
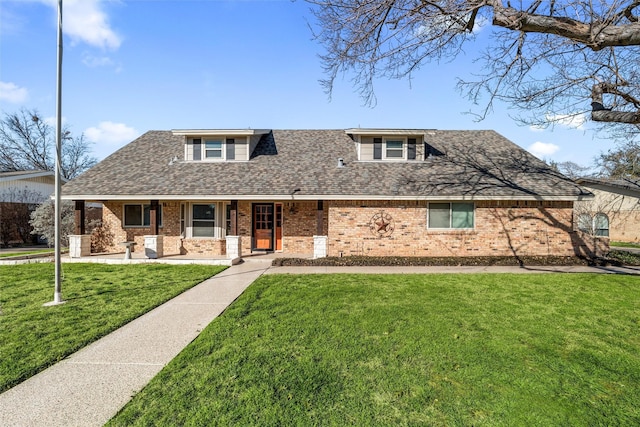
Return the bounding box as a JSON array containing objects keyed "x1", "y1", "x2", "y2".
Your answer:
[
  {"x1": 610, "y1": 241, "x2": 640, "y2": 249},
  {"x1": 0, "y1": 248, "x2": 56, "y2": 258},
  {"x1": 0, "y1": 263, "x2": 225, "y2": 392},
  {"x1": 109, "y1": 273, "x2": 640, "y2": 426}
]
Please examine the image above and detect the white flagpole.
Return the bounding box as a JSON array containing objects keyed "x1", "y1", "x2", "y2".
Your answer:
[{"x1": 47, "y1": 0, "x2": 64, "y2": 306}]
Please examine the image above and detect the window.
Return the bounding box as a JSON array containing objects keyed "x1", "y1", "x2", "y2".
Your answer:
[
  {"x1": 577, "y1": 213, "x2": 592, "y2": 233},
  {"x1": 576, "y1": 212, "x2": 609, "y2": 237},
  {"x1": 192, "y1": 204, "x2": 216, "y2": 237},
  {"x1": 180, "y1": 203, "x2": 186, "y2": 236},
  {"x1": 385, "y1": 140, "x2": 404, "y2": 158},
  {"x1": 123, "y1": 204, "x2": 162, "y2": 227},
  {"x1": 226, "y1": 204, "x2": 232, "y2": 235},
  {"x1": 428, "y1": 202, "x2": 474, "y2": 229},
  {"x1": 190, "y1": 138, "x2": 236, "y2": 161},
  {"x1": 204, "y1": 139, "x2": 223, "y2": 159},
  {"x1": 594, "y1": 213, "x2": 609, "y2": 237}
]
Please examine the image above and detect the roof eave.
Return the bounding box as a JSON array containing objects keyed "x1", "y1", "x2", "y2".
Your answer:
[
  {"x1": 171, "y1": 129, "x2": 271, "y2": 137},
  {"x1": 61, "y1": 193, "x2": 592, "y2": 202}
]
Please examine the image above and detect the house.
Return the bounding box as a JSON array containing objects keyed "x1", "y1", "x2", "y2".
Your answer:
[
  {"x1": 575, "y1": 178, "x2": 640, "y2": 243},
  {"x1": 0, "y1": 170, "x2": 58, "y2": 245},
  {"x1": 61, "y1": 128, "x2": 597, "y2": 259}
]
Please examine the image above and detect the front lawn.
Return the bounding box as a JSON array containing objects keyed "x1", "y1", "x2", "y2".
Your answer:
[
  {"x1": 0, "y1": 248, "x2": 55, "y2": 258},
  {"x1": 110, "y1": 273, "x2": 640, "y2": 426},
  {"x1": 0, "y1": 263, "x2": 225, "y2": 392}
]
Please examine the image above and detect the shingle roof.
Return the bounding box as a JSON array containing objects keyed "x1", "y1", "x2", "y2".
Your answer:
[
  {"x1": 61, "y1": 129, "x2": 590, "y2": 200},
  {"x1": 576, "y1": 177, "x2": 640, "y2": 195}
]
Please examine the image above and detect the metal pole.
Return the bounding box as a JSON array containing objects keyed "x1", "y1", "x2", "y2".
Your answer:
[{"x1": 53, "y1": 0, "x2": 63, "y2": 304}]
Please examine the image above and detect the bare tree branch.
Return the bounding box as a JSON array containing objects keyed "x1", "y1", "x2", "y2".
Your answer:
[
  {"x1": 309, "y1": 0, "x2": 640, "y2": 129},
  {"x1": 0, "y1": 108, "x2": 97, "y2": 179}
]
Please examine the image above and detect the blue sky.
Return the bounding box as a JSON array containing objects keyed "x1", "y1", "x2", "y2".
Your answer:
[{"x1": 0, "y1": 0, "x2": 612, "y2": 165}]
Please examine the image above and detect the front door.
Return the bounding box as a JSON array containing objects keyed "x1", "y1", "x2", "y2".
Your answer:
[{"x1": 253, "y1": 203, "x2": 273, "y2": 251}]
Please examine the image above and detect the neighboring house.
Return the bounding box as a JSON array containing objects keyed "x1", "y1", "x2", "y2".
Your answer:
[
  {"x1": 0, "y1": 170, "x2": 57, "y2": 245},
  {"x1": 61, "y1": 128, "x2": 597, "y2": 259},
  {"x1": 575, "y1": 178, "x2": 640, "y2": 243}
]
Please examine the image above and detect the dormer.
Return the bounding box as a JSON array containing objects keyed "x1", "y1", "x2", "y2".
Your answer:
[
  {"x1": 345, "y1": 129, "x2": 432, "y2": 161},
  {"x1": 172, "y1": 129, "x2": 271, "y2": 162}
]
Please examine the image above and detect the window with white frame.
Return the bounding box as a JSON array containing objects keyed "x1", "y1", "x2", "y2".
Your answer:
[
  {"x1": 371, "y1": 137, "x2": 417, "y2": 160},
  {"x1": 204, "y1": 139, "x2": 223, "y2": 159},
  {"x1": 192, "y1": 204, "x2": 216, "y2": 237},
  {"x1": 189, "y1": 138, "x2": 235, "y2": 161},
  {"x1": 385, "y1": 140, "x2": 404, "y2": 159},
  {"x1": 577, "y1": 212, "x2": 609, "y2": 237},
  {"x1": 123, "y1": 204, "x2": 162, "y2": 227},
  {"x1": 428, "y1": 202, "x2": 474, "y2": 229},
  {"x1": 594, "y1": 213, "x2": 610, "y2": 237}
]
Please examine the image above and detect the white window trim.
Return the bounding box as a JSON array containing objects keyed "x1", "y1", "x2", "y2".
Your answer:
[
  {"x1": 203, "y1": 138, "x2": 225, "y2": 161},
  {"x1": 383, "y1": 138, "x2": 406, "y2": 160},
  {"x1": 187, "y1": 138, "x2": 233, "y2": 162},
  {"x1": 427, "y1": 202, "x2": 475, "y2": 230},
  {"x1": 184, "y1": 202, "x2": 226, "y2": 239}
]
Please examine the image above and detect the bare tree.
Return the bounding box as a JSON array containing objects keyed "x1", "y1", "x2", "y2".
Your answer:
[
  {"x1": 310, "y1": 0, "x2": 640, "y2": 131},
  {"x1": 597, "y1": 140, "x2": 640, "y2": 177},
  {"x1": 0, "y1": 108, "x2": 97, "y2": 179},
  {"x1": 548, "y1": 160, "x2": 595, "y2": 179}
]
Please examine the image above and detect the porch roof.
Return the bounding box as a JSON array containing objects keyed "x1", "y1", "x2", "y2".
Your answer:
[{"x1": 61, "y1": 129, "x2": 591, "y2": 201}]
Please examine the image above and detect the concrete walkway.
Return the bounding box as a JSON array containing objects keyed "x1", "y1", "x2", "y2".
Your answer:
[
  {"x1": 0, "y1": 257, "x2": 273, "y2": 427},
  {"x1": 1, "y1": 259, "x2": 639, "y2": 427}
]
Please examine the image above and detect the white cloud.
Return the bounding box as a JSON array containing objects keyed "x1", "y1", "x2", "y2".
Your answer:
[
  {"x1": 39, "y1": 0, "x2": 122, "y2": 50},
  {"x1": 528, "y1": 141, "x2": 560, "y2": 159},
  {"x1": 86, "y1": 121, "x2": 138, "y2": 145},
  {"x1": 0, "y1": 81, "x2": 29, "y2": 103},
  {"x1": 545, "y1": 113, "x2": 587, "y2": 129},
  {"x1": 82, "y1": 53, "x2": 114, "y2": 68}
]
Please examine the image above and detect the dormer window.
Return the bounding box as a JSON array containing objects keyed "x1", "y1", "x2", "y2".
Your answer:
[
  {"x1": 173, "y1": 129, "x2": 271, "y2": 162},
  {"x1": 204, "y1": 139, "x2": 222, "y2": 159},
  {"x1": 372, "y1": 137, "x2": 417, "y2": 160},
  {"x1": 346, "y1": 129, "x2": 427, "y2": 161},
  {"x1": 190, "y1": 138, "x2": 235, "y2": 161},
  {"x1": 385, "y1": 140, "x2": 404, "y2": 158}
]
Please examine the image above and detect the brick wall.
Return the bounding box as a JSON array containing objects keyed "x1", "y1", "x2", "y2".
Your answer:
[
  {"x1": 237, "y1": 201, "x2": 325, "y2": 255},
  {"x1": 100, "y1": 199, "x2": 599, "y2": 258},
  {"x1": 327, "y1": 200, "x2": 594, "y2": 257},
  {"x1": 101, "y1": 201, "x2": 225, "y2": 256}
]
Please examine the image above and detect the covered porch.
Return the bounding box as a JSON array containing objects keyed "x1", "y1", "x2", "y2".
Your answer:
[{"x1": 69, "y1": 198, "x2": 329, "y2": 260}]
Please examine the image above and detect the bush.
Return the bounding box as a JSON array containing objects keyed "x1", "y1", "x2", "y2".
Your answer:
[{"x1": 29, "y1": 200, "x2": 74, "y2": 247}]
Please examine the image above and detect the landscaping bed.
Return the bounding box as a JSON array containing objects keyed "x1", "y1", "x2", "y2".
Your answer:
[{"x1": 273, "y1": 252, "x2": 640, "y2": 267}]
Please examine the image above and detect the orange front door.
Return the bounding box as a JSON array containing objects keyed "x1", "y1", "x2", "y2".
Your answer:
[
  {"x1": 275, "y1": 203, "x2": 283, "y2": 251},
  {"x1": 253, "y1": 204, "x2": 273, "y2": 250}
]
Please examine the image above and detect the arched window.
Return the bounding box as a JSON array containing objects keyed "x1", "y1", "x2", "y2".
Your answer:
[{"x1": 594, "y1": 213, "x2": 610, "y2": 237}]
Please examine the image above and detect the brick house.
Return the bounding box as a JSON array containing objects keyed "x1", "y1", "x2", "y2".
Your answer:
[
  {"x1": 0, "y1": 170, "x2": 58, "y2": 245},
  {"x1": 575, "y1": 178, "x2": 640, "y2": 243},
  {"x1": 61, "y1": 128, "x2": 596, "y2": 259}
]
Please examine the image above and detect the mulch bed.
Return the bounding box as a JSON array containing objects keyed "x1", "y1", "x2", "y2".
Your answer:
[{"x1": 272, "y1": 255, "x2": 622, "y2": 267}]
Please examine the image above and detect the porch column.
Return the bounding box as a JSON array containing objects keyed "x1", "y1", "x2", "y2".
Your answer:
[
  {"x1": 226, "y1": 235, "x2": 242, "y2": 259},
  {"x1": 230, "y1": 200, "x2": 238, "y2": 235},
  {"x1": 149, "y1": 200, "x2": 159, "y2": 235},
  {"x1": 316, "y1": 200, "x2": 324, "y2": 235},
  {"x1": 313, "y1": 235, "x2": 328, "y2": 259},
  {"x1": 144, "y1": 235, "x2": 164, "y2": 259},
  {"x1": 74, "y1": 200, "x2": 85, "y2": 235},
  {"x1": 69, "y1": 235, "x2": 91, "y2": 258}
]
